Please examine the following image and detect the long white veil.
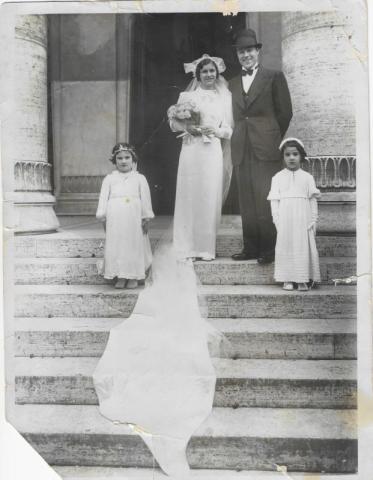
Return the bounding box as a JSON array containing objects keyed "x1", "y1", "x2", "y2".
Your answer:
[
  {"x1": 93, "y1": 241, "x2": 217, "y2": 477},
  {"x1": 185, "y1": 76, "x2": 234, "y2": 203}
]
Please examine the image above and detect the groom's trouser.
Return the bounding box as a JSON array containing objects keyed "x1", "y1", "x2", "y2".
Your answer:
[{"x1": 235, "y1": 151, "x2": 280, "y2": 257}]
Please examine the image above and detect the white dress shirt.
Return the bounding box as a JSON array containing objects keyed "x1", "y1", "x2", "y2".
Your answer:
[{"x1": 242, "y1": 64, "x2": 259, "y2": 94}]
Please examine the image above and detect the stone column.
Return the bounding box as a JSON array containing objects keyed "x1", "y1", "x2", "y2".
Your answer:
[
  {"x1": 282, "y1": 11, "x2": 355, "y2": 233},
  {"x1": 12, "y1": 15, "x2": 59, "y2": 234}
]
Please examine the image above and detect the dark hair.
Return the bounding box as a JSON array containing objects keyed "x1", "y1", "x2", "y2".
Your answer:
[
  {"x1": 280, "y1": 140, "x2": 307, "y2": 161},
  {"x1": 109, "y1": 142, "x2": 138, "y2": 164},
  {"x1": 195, "y1": 58, "x2": 219, "y2": 81}
]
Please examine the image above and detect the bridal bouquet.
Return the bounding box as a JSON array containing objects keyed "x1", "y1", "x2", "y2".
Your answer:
[{"x1": 167, "y1": 101, "x2": 212, "y2": 143}]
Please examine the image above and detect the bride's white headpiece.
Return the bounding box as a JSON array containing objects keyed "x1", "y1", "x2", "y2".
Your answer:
[{"x1": 184, "y1": 54, "x2": 226, "y2": 77}]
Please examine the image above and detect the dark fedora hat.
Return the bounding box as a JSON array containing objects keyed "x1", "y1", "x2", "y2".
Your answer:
[{"x1": 233, "y1": 28, "x2": 262, "y2": 49}]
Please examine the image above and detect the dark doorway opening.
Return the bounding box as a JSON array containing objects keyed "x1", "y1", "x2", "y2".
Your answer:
[{"x1": 130, "y1": 13, "x2": 246, "y2": 215}]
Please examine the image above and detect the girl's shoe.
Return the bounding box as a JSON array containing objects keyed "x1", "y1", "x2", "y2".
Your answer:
[
  {"x1": 115, "y1": 278, "x2": 127, "y2": 289},
  {"x1": 201, "y1": 256, "x2": 214, "y2": 262},
  {"x1": 283, "y1": 282, "x2": 294, "y2": 291},
  {"x1": 297, "y1": 282, "x2": 309, "y2": 291},
  {"x1": 308, "y1": 280, "x2": 317, "y2": 290},
  {"x1": 126, "y1": 279, "x2": 138, "y2": 289}
]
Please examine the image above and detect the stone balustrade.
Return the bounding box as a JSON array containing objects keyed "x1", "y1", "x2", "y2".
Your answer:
[{"x1": 302, "y1": 156, "x2": 356, "y2": 190}]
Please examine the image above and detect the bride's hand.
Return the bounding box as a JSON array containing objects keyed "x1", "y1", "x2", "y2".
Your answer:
[
  {"x1": 186, "y1": 125, "x2": 202, "y2": 136},
  {"x1": 200, "y1": 126, "x2": 216, "y2": 136}
]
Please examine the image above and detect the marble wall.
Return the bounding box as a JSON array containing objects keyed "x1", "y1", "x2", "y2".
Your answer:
[{"x1": 50, "y1": 14, "x2": 132, "y2": 214}]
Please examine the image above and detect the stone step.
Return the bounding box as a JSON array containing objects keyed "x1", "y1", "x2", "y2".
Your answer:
[
  {"x1": 15, "y1": 284, "x2": 357, "y2": 319},
  {"x1": 15, "y1": 227, "x2": 356, "y2": 259},
  {"x1": 9, "y1": 404, "x2": 357, "y2": 472},
  {"x1": 195, "y1": 257, "x2": 356, "y2": 285},
  {"x1": 14, "y1": 317, "x2": 357, "y2": 359},
  {"x1": 54, "y1": 466, "x2": 359, "y2": 480},
  {"x1": 14, "y1": 357, "x2": 357, "y2": 409},
  {"x1": 14, "y1": 256, "x2": 356, "y2": 285}
]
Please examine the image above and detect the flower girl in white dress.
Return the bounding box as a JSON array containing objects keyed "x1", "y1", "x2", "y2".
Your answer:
[
  {"x1": 96, "y1": 143, "x2": 154, "y2": 289},
  {"x1": 267, "y1": 138, "x2": 321, "y2": 291}
]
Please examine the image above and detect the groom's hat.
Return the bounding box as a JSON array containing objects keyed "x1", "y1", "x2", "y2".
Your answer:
[{"x1": 233, "y1": 29, "x2": 262, "y2": 49}]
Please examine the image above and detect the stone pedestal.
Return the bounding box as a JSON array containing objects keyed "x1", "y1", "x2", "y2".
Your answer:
[
  {"x1": 12, "y1": 15, "x2": 59, "y2": 234},
  {"x1": 282, "y1": 12, "x2": 355, "y2": 233}
]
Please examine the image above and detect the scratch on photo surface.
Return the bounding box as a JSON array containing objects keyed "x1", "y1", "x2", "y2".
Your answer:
[
  {"x1": 275, "y1": 464, "x2": 289, "y2": 476},
  {"x1": 276, "y1": 464, "x2": 323, "y2": 479},
  {"x1": 344, "y1": 29, "x2": 367, "y2": 68},
  {"x1": 129, "y1": 423, "x2": 153, "y2": 436},
  {"x1": 334, "y1": 0, "x2": 367, "y2": 68},
  {"x1": 332, "y1": 272, "x2": 369, "y2": 286},
  {"x1": 214, "y1": 0, "x2": 240, "y2": 16},
  {"x1": 137, "y1": 0, "x2": 146, "y2": 14},
  {"x1": 81, "y1": 0, "x2": 147, "y2": 15},
  {"x1": 357, "y1": 390, "x2": 373, "y2": 429}
]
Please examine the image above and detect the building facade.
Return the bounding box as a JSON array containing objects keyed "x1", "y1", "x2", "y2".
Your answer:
[{"x1": 9, "y1": 12, "x2": 356, "y2": 234}]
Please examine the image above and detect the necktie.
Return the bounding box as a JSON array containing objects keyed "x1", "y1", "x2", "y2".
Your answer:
[{"x1": 242, "y1": 69, "x2": 254, "y2": 76}]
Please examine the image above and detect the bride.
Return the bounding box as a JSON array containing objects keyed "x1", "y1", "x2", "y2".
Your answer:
[{"x1": 170, "y1": 54, "x2": 233, "y2": 261}]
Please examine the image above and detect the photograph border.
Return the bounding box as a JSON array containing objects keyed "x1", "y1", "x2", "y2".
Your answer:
[{"x1": 0, "y1": 1, "x2": 371, "y2": 479}]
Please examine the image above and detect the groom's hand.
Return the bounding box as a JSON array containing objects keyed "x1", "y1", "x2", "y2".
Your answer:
[{"x1": 201, "y1": 126, "x2": 216, "y2": 136}]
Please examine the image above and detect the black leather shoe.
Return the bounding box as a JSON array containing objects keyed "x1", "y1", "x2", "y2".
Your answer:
[
  {"x1": 257, "y1": 254, "x2": 275, "y2": 265},
  {"x1": 231, "y1": 252, "x2": 258, "y2": 261}
]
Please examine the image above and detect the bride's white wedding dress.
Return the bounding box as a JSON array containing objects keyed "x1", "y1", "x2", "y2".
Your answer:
[
  {"x1": 171, "y1": 84, "x2": 233, "y2": 260},
  {"x1": 93, "y1": 245, "x2": 217, "y2": 477}
]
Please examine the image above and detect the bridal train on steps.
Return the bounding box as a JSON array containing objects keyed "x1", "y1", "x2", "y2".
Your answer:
[{"x1": 93, "y1": 245, "x2": 217, "y2": 477}]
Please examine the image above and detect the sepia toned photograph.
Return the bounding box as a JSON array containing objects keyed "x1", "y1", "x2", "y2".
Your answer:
[{"x1": 1, "y1": 2, "x2": 369, "y2": 479}]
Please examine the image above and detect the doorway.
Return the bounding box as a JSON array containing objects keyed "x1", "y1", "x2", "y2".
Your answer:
[{"x1": 129, "y1": 13, "x2": 246, "y2": 215}]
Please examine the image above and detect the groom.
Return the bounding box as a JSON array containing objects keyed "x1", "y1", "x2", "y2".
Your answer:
[{"x1": 229, "y1": 29, "x2": 293, "y2": 264}]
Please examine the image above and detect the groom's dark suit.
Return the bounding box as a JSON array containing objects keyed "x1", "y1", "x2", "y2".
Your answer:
[{"x1": 229, "y1": 66, "x2": 292, "y2": 258}]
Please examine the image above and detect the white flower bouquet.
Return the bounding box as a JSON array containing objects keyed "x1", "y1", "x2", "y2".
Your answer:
[{"x1": 167, "y1": 101, "x2": 212, "y2": 143}]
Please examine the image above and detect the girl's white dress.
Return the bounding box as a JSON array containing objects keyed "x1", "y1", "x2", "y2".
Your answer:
[
  {"x1": 96, "y1": 170, "x2": 154, "y2": 280},
  {"x1": 171, "y1": 86, "x2": 233, "y2": 259},
  {"x1": 268, "y1": 168, "x2": 321, "y2": 283}
]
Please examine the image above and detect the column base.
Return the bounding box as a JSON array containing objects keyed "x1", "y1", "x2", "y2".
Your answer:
[
  {"x1": 13, "y1": 192, "x2": 60, "y2": 235},
  {"x1": 55, "y1": 193, "x2": 99, "y2": 216},
  {"x1": 318, "y1": 192, "x2": 355, "y2": 234}
]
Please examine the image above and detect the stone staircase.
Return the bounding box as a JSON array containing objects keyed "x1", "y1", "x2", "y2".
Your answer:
[{"x1": 10, "y1": 216, "x2": 358, "y2": 477}]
